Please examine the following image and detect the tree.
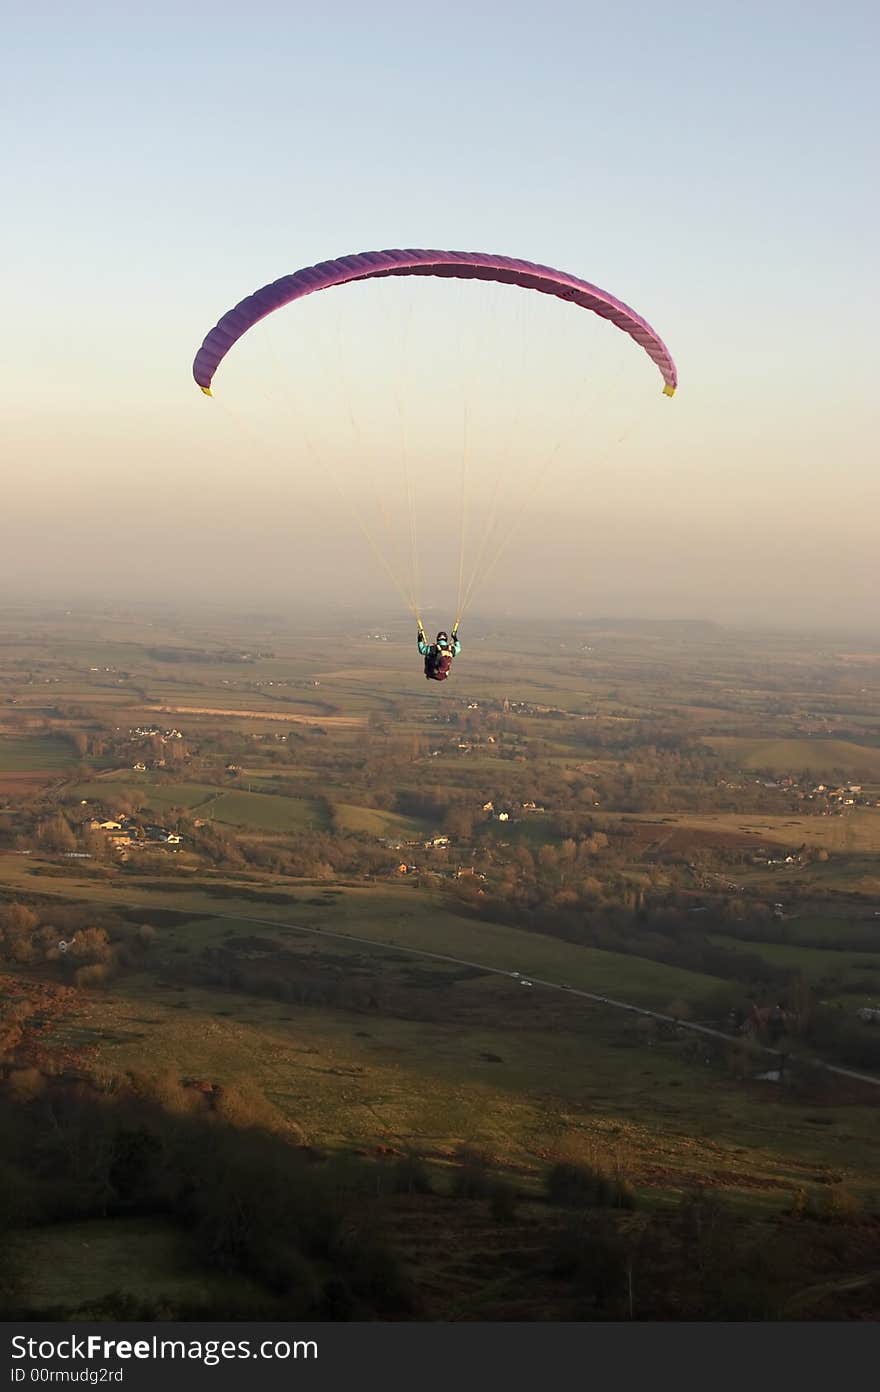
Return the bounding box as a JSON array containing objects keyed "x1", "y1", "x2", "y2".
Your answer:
[
  {"x1": 538, "y1": 844, "x2": 559, "y2": 876},
  {"x1": 489, "y1": 1179, "x2": 516, "y2": 1223},
  {"x1": 794, "y1": 970, "x2": 813, "y2": 1038},
  {"x1": 36, "y1": 815, "x2": 76, "y2": 852},
  {"x1": 72, "y1": 927, "x2": 113, "y2": 965},
  {"x1": 443, "y1": 806, "x2": 475, "y2": 840},
  {"x1": 451, "y1": 1146, "x2": 492, "y2": 1200},
  {"x1": 0, "y1": 904, "x2": 39, "y2": 939}
]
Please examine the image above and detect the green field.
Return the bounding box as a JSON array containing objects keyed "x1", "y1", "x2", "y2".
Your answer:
[
  {"x1": 6, "y1": 606, "x2": 880, "y2": 1290},
  {"x1": 72, "y1": 779, "x2": 327, "y2": 832},
  {"x1": 73, "y1": 778, "x2": 219, "y2": 810},
  {"x1": 708, "y1": 737, "x2": 880, "y2": 779},
  {"x1": 334, "y1": 803, "x2": 429, "y2": 839},
  {"x1": 9, "y1": 1219, "x2": 263, "y2": 1314},
  {"x1": 5, "y1": 863, "x2": 726, "y2": 1009},
  {"x1": 41, "y1": 952, "x2": 880, "y2": 1205},
  {"x1": 612, "y1": 809, "x2": 880, "y2": 853},
  {"x1": 209, "y1": 790, "x2": 326, "y2": 832},
  {"x1": 281, "y1": 887, "x2": 725, "y2": 1005},
  {"x1": 777, "y1": 914, "x2": 880, "y2": 949},
  {"x1": 709, "y1": 932, "x2": 880, "y2": 999},
  {"x1": 0, "y1": 734, "x2": 77, "y2": 771}
]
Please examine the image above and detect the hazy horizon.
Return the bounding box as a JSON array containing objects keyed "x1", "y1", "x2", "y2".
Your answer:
[
  {"x1": 4, "y1": 2, "x2": 878, "y2": 629},
  {"x1": 4, "y1": 598, "x2": 880, "y2": 651}
]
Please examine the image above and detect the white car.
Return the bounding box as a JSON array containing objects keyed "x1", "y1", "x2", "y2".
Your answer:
[{"x1": 519, "y1": 979, "x2": 533, "y2": 987}]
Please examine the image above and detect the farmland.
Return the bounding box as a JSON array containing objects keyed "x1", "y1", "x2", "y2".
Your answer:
[
  {"x1": 706, "y1": 736, "x2": 880, "y2": 781},
  {"x1": 3, "y1": 605, "x2": 880, "y2": 1319},
  {"x1": 0, "y1": 735, "x2": 78, "y2": 772}
]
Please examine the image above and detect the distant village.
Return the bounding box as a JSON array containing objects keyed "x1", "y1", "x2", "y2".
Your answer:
[
  {"x1": 86, "y1": 814, "x2": 182, "y2": 854},
  {"x1": 748, "y1": 775, "x2": 877, "y2": 809}
]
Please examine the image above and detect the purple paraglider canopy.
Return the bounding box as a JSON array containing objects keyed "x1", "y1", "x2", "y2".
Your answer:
[{"x1": 192, "y1": 248, "x2": 677, "y2": 397}]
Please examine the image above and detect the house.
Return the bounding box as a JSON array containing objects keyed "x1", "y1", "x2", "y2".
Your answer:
[
  {"x1": 424, "y1": 835, "x2": 449, "y2": 848},
  {"x1": 482, "y1": 801, "x2": 494, "y2": 812},
  {"x1": 144, "y1": 824, "x2": 172, "y2": 842},
  {"x1": 132, "y1": 762, "x2": 146, "y2": 772},
  {"x1": 742, "y1": 1003, "x2": 791, "y2": 1041},
  {"x1": 494, "y1": 811, "x2": 509, "y2": 822}
]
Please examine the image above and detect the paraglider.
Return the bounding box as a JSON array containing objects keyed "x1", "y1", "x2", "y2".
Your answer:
[
  {"x1": 419, "y1": 626, "x2": 461, "y2": 681},
  {"x1": 193, "y1": 248, "x2": 677, "y2": 397},
  {"x1": 192, "y1": 249, "x2": 677, "y2": 677}
]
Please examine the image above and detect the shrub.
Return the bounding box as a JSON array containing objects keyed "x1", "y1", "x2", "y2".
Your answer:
[
  {"x1": 489, "y1": 1178, "x2": 517, "y2": 1223},
  {"x1": 451, "y1": 1147, "x2": 492, "y2": 1200},
  {"x1": 391, "y1": 1154, "x2": 433, "y2": 1195},
  {"x1": 806, "y1": 1185, "x2": 861, "y2": 1224},
  {"x1": 546, "y1": 1161, "x2": 612, "y2": 1209}
]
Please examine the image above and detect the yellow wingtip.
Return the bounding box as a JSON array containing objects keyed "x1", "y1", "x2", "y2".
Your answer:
[
  {"x1": 663, "y1": 383, "x2": 676, "y2": 397},
  {"x1": 200, "y1": 386, "x2": 213, "y2": 397}
]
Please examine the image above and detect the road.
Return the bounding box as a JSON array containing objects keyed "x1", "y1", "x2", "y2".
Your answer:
[{"x1": 12, "y1": 877, "x2": 878, "y2": 1092}]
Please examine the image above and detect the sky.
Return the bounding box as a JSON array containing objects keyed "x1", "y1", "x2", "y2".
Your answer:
[{"x1": 3, "y1": 0, "x2": 878, "y2": 629}]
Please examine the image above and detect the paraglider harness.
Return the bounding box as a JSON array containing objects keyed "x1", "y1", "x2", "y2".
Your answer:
[{"x1": 421, "y1": 628, "x2": 457, "y2": 682}]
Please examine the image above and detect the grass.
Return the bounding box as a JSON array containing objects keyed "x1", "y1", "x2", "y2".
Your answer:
[
  {"x1": 708, "y1": 737, "x2": 880, "y2": 779},
  {"x1": 209, "y1": 790, "x2": 327, "y2": 833},
  {"x1": 7, "y1": 859, "x2": 727, "y2": 1010},
  {"x1": 73, "y1": 779, "x2": 219, "y2": 810},
  {"x1": 9, "y1": 1218, "x2": 263, "y2": 1313},
  {"x1": 333, "y1": 803, "x2": 429, "y2": 839},
  {"x1": 605, "y1": 809, "x2": 880, "y2": 853},
  {"x1": 71, "y1": 780, "x2": 330, "y2": 832},
  {"x1": 41, "y1": 968, "x2": 880, "y2": 1206},
  {"x1": 708, "y1": 931, "x2": 880, "y2": 997},
  {"x1": 780, "y1": 914, "x2": 880, "y2": 949},
  {"x1": 290, "y1": 888, "x2": 725, "y2": 1005},
  {"x1": 7, "y1": 612, "x2": 880, "y2": 1230},
  {"x1": 0, "y1": 735, "x2": 77, "y2": 771},
  {"x1": 485, "y1": 817, "x2": 561, "y2": 848}
]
